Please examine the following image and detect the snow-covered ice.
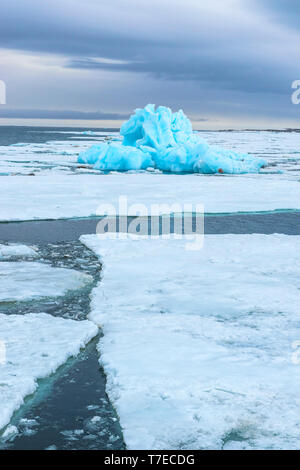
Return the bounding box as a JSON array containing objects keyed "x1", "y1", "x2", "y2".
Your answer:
[
  {"x1": 79, "y1": 105, "x2": 266, "y2": 174},
  {"x1": 1, "y1": 129, "x2": 300, "y2": 221},
  {"x1": 0, "y1": 244, "x2": 38, "y2": 259},
  {"x1": 0, "y1": 174, "x2": 300, "y2": 221},
  {"x1": 0, "y1": 313, "x2": 98, "y2": 433},
  {"x1": 0, "y1": 262, "x2": 92, "y2": 302},
  {"x1": 0, "y1": 133, "x2": 120, "y2": 177},
  {"x1": 81, "y1": 234, "x2": 300, "y2": 450},
  {"x1": 1, "y1": 129, "x2": 300, "y2": 178},
  {"x1": 0, "y1": 141, "x2": 78, "y2": 176}
]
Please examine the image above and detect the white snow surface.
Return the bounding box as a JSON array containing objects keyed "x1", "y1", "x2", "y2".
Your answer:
[
  {"x1": 0, "y1": 262, "x2": 92, "y2": 302},
  {"x1": 1, "y1": 130, "x2": 300, "y2": 220},
  {"x1": 0, "y1": 313, "x2": 98, "y2": 432},
  {"x1": 81, "y1": 234, "x2": 300, "y2": 450},
  {"x1": 0, "y1": 244, "x2": 38, "y2": 259},
  {"x1": 0, "y1": 174, "x2": 300, "y2": 221}
]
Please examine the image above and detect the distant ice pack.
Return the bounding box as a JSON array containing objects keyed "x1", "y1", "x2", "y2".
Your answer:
[{"x1": 78, "y1": 104, "x2": 266, "y2": 174}]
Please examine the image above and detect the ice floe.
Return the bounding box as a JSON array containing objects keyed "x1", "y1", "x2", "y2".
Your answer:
[
  {"x1": 1, "y1": 129, "x2": 300, "y2": 221},
  {"x1": 0, "y1": 262, "x2": 92, "y2": 302},
  {"x1": 0, "y1": 174, "x2": 300, "y2": 221},
  {"x1": 0, "y1": 244, "x2": 38, "y2": 260},
  {"x1": 79, "y1": 105, "x2": 266, "y2": 174},
  {"x1": 0, "y1": 313, "x2": 98, "y2": 433},
  {"x1": 1, "y1": 129, "x2": 300, "y2": 178},
  {"x1": 2, "y1": 425, "x2": 18, "y2": 441},
  {"x1": 81, "y1": 234, "x2": 300, "y2": 450}
]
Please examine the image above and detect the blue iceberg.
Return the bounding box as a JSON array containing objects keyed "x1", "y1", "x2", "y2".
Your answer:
[
  {"x1": 78, "y1": 104, "x2": 267, "y2": 174},
  {"x1": 78, "y1": 142, "x2": 153, "y2": 171}
]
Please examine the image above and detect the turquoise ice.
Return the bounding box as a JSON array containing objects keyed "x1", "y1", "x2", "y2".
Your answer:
[{"x1": 78, "y1": 104, "x2": 266, "y2": 174}]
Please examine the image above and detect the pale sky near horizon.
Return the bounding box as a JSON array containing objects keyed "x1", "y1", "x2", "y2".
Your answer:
[{"x1": 1, "y1": 0, "x2": 300, "y2": 128}]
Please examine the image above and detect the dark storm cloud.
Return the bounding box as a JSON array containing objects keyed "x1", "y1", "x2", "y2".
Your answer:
[
  {"x1": 0, "y1": 108, "x2": 128, "y2": 120},
  {"x1": 1, "y1": 0, "x2": 300, "y2": 122},
  {"x1": 67, "y1": 56, "x2": 290, "y2": 95},
  {"x1": 1, "y1": 1, "x2": 297, "y2": 90},
  {"x1": 0, "y1": 0, "x2": 172, "y2": 58},
  {"x1": 0, "y1": 108, "x2": 209, "y2": 122}
]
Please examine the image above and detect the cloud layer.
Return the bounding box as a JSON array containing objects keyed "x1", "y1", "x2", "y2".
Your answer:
[{"x1": 1, "y1": 0, "x2": 300, "y2": 126}]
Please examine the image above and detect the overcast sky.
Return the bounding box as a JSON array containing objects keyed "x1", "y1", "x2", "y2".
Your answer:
[{"x1": 0, "y1": 0, "x2": 300, "y2": 128}]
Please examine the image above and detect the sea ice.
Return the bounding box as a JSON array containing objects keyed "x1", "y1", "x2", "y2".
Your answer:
[
  {"x1": 78, "y1": 105, "x2": 266, "y2": 174},
  {"x1": 0, "y1": 262, "x2": 92, "y2": 302},
  {"x1": 2, "y1": 425, "x2": 18, "y2": 441},
  {"x1": 81, "y1": 234, "x2": 300, "y2": 450},
  {"x1": 0, "y1": 174, "x2": 300, "y2": 221},
  {"x1": 1, "y1": 129, "x2": 300, "y2": 178},
  {"x1": 0, "y1": 140, "x2": 83, "y2": 176},
  {"x1": 0, "y1": 313, "x2": 98, "y2": 433},
  {"x1": 0, "y1": 244, "x2": 38, "y2": 259},
  {"x1": 82, "y1": 131, "x2": 94, "y2": 136}
]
